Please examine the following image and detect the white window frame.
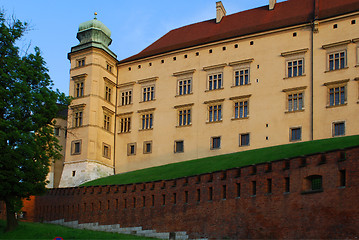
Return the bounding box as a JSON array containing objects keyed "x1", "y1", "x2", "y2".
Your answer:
[
  {"x1": 74, "y1": 81, "x2": 84, "y2": 98},
  {"x1": 142, "y1": 85, "x2": 155, "y2": 102},
  {"x1": 332, "y1": 121, "x2": 345, "y2": 137},
  {"x1": 290, "y1": 127, "x2": 302, "y2": 142},
  {"x1": 328, "y1": 50, "x2": 347, "y2": 71},
  {"x1": 120, "y1": 89, "x2": 132, "y2": 106},
  {"x1": 281, "y1": 49, "x2": 307, "y2": 79},
  {"x1": 239, "y1": 133, "x2": 250, "y2": 147},
  {"x1": 178, "y1": 108, "x2": 192, "y2": 126},
  {"x1": 173, "y1": 69, "x2": 195, "y2": 96},
  {"x1": 177, "y1": 78, "x2": 192, "y2": 95},
  {"x1": 211, "y1": 136, "x2": 221, "y2": 150},
  {"x1": 76, "y1": 58, "x2": 85, "y2": 67},
  {"x1": 208, "y1": 104, "x2": 222, "y2": 122},
  {"x1": 74, "y1": 111, "x2": 83, "y2": 127},
  {"x1": 140, "y1": 113, "x2": 153, "y2": 130},
  {"x1": 119, "y1": 116, "x2": 131, "y2": 133},
  {"x1": 71, "y1": 140, "x2": 82, "y2": 155},
  {"x1": 286, "y1": 59, "x2": 304, "y2": 78},
  {"x1": 103, "y1": 143, "x2": 111, "y2": 159},
  {"x1": 322, "y1": 41, "x2": 350, "y2": 72},
  {"x1": 174, "y1": 140, "x2": 184, "y2": 153},
  {"x1": 127, "y1": 143, "x2": 137, "y2": 156},
  {"x1": 143, "y1": 141, "x2": 152, "y2": 154},
  {"x1": 105, "y1": 85, "x2": 112, "y2": 102},
  {"x1": 282, "y1": 87, "x2": 306, "y2": 113},
  {"x1": 229, "y1": 59, "x2": 253, "y2": 87},
  {"x1": 287, "y1": 92, "x2": 304, "y2": 112},
  {"x1": 207, "y1": 73, "x2": 223, "y2": 91},
  {"x1": 103, "y1": 113, "x2": 111, "y2": 131},
  {"x1": 234, "y1": 100, "x2": 249, "y2": 119},
  {"x1": 324, "y1": 80, "x2": 349, "y2": 107}
]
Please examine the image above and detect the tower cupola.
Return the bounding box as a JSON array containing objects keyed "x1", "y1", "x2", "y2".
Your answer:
[{"x1": 71, "y1": 13, "x2": 116, "y2": 58}]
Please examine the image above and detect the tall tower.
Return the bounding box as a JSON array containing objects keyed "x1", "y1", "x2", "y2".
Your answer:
[{"x1": 59, "y1": 14, "x2": 117, "y2": 187}]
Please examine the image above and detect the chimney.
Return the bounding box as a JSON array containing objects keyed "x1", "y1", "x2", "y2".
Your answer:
[
  {"x1": 269, "y1": 0, "x2": 276, "y2": 10},
  {"x1": 216, "y1": 1, "x2": 226, "y2": 23}
]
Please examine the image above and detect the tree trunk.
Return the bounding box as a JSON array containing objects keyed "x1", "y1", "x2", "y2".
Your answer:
[{"x1": 5, "y1": 198, "x2": 18, "y2": 232}]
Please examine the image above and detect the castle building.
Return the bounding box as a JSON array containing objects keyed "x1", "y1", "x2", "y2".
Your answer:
[{"x1": 51, "y1": 0, "x2": 359, "y2": 188}]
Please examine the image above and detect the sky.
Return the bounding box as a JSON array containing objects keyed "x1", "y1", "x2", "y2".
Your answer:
[{"x1": 1, "y1": 0, "x2": 285, "y2": 95}]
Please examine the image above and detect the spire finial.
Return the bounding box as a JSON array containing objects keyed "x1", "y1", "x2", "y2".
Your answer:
[{"x1": 94, "y1": 12, "x2": 98, "y2": 19}]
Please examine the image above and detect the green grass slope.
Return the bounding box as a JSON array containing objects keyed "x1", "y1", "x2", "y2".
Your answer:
[
  {"x1": 0, "y1": 220, "x2": 156, "y2": 239},
  {"x1": 83, "y1": 135, "x2": 359, "y2": 187}
]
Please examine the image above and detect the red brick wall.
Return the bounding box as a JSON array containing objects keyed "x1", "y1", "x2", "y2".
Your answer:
[{"x1": 27, "y1": 147, "x2": 359, "y2": 239}]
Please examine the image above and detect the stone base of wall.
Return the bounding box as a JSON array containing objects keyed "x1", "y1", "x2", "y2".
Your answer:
[
  {"x1": 59, "y1": 160, "x2": 113, "y2": 187},
  {"x1": 44, "y1": 219, "x2": 191, "y2": 240}
]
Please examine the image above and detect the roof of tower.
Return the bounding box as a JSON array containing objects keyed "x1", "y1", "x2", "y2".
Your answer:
[
  {"x1": 119, "y1": 0, "x2": 359, "y2": 64},
  {"x1": 70, "y1": 13, "x2": 117, "y2": 59},
  {"x1": 78, "y1": 18, "x2": 112, "y2": 38}
]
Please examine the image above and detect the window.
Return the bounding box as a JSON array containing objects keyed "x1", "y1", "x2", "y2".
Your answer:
[
  {"x1": 142, "y1": 85, "x2": 155, "y2": 102},
  {"x1": 290, "y1": 127, "x2": 301, "y2": 141},
  {"x1": 287, "y1": 59, "x2": 304, "y2": 78},
  {"x1": 127, "y1": 143, "x2": 136, "y2": 156},
  {"x1": 208, "y1": 73, "x2": 222, "y2": 90},
  {"x1": 307, "y1": 175, "x2": 323, "y2": 191},
  {"x1": 211, "y1": 136, "x2": 221, "y2": 150},
  {"x1": 267, "y1": 179, "x2": 272, "y2": 194},
  {"x1": 119, "y1": 117, "x2": 131, "y2": 133},
  {"x1": 75, "y1": 82, "x2": 84, "y2": 97},
  {"x1": 120, "y1": 90, "x2": 132, "y2": 106},
  {"x1": 174, "y1": 140, "x2": 184, "y2": 153},
  {"x1": 106, "y1": 64, "x2": 113, "y2": 72},
  {"x1": 333, "y1": 122, "x2": 345, "y2": 136},
  {"x1": 74, "y1": 111, "x2": 83, "y2": 127},
  {"x1": 178, "y1": 78, "x2": 192, "y2": 95},
  {"x1": 208, "y1": 104, "x2": 222, "y2": 122},
  {"x1": 281, "y1": 49, "x2": 307, "y2": 78},
  {"x1": 71, "y1": 140, "x2": 81, "y2": 155},
  {"x1": 222, "y1": 185, "x2": 227, "y2": 199},
  {"x1": 252, "y1": 181, "x2": 256, "y2": 196},
  {"x1": 141, "y1": 113, "x2": 153, "y2": 130},
  {"x1": 77, "y1": 59, "x2": 85, "y2": 67},
  {"x1": 234, "y1": 100, "x2": 248, "y2": 119},
  {"x1": 234, "y1": 69, "x2": 249, "y2": 86},
  {"x1": 339, "y1": 170, "x2": 346, "y2": 187},
  {"x1": 284, "y1": 177, "x2": 290, "y2": 193},
  {"x1": 143, "y1": 141, "x2": 152, "y2": 154},
  {"x1": 54, "y1": 127, "x2": 60, "y2": 136},
  {"x1": 178, "y1": 108, "x2": 191, "y2": 126},
  {"x1": 104, "y1": 114, "x2": 110, "y2": 131},
  {"x1": 103, "y1": 144, "x2": 110, "y2": 159},
  {"x1": 328, "y1": 51, "x2": 346, "y2": 71},
  {"x1": 329, "y1": 86, "x2": 346, "y2": 106},
  {"x1": 239, "y1": 133, "x2": 250, "y2": 146},
  {"x1": 105, "y1": 86, "x2": 111, "y2": 102},
  {"x1": 288, "y1": 93, "x2": 304, "y2": 112}
]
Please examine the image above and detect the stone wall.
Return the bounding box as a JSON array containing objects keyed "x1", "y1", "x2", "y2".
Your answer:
[{"x1": 14, "y1": 146, "x2": 359, "y2": 238}]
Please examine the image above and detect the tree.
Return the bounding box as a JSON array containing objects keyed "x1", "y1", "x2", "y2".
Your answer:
[{"x1": 0, "y1": 11, "x2": 69, "y2": 232}]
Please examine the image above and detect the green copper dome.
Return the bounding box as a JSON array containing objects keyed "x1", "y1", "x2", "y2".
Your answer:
[
  {"x1": 71, "y1": 14, "x2": 116, "y2": 59},
  {"x1": 78, "y1": 18, "x2": 111, "y2": 38}
]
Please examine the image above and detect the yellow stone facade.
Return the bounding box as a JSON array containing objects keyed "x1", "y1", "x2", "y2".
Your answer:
[{"x1": 57, "y1": 1, "x2": 359, "y2": 187}]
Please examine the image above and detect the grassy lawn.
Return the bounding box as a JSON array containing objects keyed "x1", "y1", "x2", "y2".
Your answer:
[
  {"x1": 0, "y1": 220, "x2": 156, "y2": 239},
  {"x1": 83, "y1": 135, "x2": 359, "y2": 187}
]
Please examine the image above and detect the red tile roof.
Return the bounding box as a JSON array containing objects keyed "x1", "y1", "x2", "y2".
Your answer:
[{"x1": 119, "y1": 0, "x2": 359, "y2": 64}]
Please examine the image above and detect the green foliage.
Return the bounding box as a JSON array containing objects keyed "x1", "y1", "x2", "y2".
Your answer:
[
  {"x1": 0, "y1": 10, "x2": 69, "y2": 231},
  {"x1": 0, "y1": 220, "x2": 156, "y2": 239},
  {"x1": 83, "y1": 135, "x2": 359, "y2": 186}
]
